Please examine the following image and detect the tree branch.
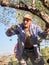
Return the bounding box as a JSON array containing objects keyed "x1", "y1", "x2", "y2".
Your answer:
[
  {"x1": 41, "y1": 0, "x2": 49, "y2": 10},
  {"x1": 0, "y1": 0, "x2": 49, "y2": 28}
]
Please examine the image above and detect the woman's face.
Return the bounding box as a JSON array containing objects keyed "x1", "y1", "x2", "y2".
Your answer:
[{"x1": 23, "y1": 18, "x2": 32, "y2": 30}]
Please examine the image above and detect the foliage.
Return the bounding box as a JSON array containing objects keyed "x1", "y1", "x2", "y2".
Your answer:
[
  {"x1": 10, "y1": 57, "x2": 19, "y2": 65},
  {"x1": 41, "y1": 46, "x2": 49, "y2": 60},
  {"x1": 40, "y1": 46, "x2": 49, "y2": 65},
  {"x1": 0, "y1": 0, "x2": 49, "y2": 29},
  {"x1": 35, "y1": 0, "x2": 49, "y2": 15}
]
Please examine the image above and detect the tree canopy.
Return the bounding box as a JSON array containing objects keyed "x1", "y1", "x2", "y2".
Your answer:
[{"x1": 0, "y1": 0, "x2": 49, "y2": 29}]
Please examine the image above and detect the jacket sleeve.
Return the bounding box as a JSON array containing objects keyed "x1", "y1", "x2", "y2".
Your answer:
[
  {"x1": 6, "y1": 25, "x2": 19, "y2": 36},
  {"x1": 36, "y1": 26, "x2": 47, "y2": 39}
]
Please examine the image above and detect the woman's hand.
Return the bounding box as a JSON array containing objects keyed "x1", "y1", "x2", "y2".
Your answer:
[
  {"x1": 6, "y1": 28, "x2": 13, "y2": 36},
  {"x1": 46, "y1": 28, "x2": 49, "y2": 34}
]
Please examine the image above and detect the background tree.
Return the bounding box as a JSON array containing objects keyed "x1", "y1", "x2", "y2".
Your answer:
[
  {"x1": 0, "y1": 0, "x2": 49, "y2": 64},
  {"x1": 0, "y1": 0, "x2": 49, "y2": 45},
  {"x1": 0, "y1": 0, "x2": 49, "y2": 28}
]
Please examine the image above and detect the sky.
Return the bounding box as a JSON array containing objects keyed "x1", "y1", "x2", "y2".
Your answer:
[
  {"x1": 0, "y1": 23, "x2": 18, "y2": 56},
  {"x1": 0, "y1": 6, "x2": 49, "y2": 56},
  {"x1": 0, "y1": 6, "x2": 18, "y2": 56}
]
